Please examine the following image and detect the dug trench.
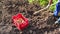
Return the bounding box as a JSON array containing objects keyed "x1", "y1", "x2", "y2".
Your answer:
[{"x1": 0, "y1": 0, "x2": 60, "y2": 34}]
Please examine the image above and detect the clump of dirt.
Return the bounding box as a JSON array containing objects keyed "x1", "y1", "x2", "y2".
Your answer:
[{"x1": 0, "y1": 0, "x2": 60, "y2": 34}]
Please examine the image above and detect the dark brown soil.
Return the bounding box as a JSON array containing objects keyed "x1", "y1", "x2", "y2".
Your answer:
[{"x1": 0, "y1": 0, "x2": 60, "y2": 34}]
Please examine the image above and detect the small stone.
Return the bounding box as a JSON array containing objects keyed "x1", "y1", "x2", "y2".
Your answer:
[
  {"x1": 59, "y1": 28, "x2": 60, "y2": 31},
  {"x1": 33, "y1": 31, "x2": 36, "y2": 34},
  {"x1": 44, "y1": 31, "x2": 47, "y2": 34},
  {"x1": 37, "y1": 22, "x2": 39, "y2": 25},
  {"x1": 38, "y1": 26, "x2": 41, "y2": 29},
  {"x1": 0, "y1": 2, "x2": 2, "y2": 6},
  {"x1": 30, "y1": 30, "x2": 32, "y2": 33},
  {"x1": 2, "y1": 5, "x2": 6, "y2": 9},
  {"x1": 20, "y1": 32, "x2": 22, "y2": 34},
  {"x1": 12, "y1": 4, "x2": 15, "y2": 7}
]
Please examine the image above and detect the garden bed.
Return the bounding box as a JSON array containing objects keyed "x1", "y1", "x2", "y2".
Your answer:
[{"x1": 0, "y1": 0, "x2": 60, "y2": 34}]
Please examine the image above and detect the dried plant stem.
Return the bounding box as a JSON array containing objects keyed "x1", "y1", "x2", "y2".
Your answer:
[
  {"x1": 2, "y1": 9, "x2": 8, "y2": 23},
  {"x1": 2, "y1": 10, "x2": 5, "y2": 23},
  {"x1": 33, "y1": 2, "x2": 58, "y2": 15},
  {"x1": 33, "y1": 4, "x2": 50, "y2": 14}
]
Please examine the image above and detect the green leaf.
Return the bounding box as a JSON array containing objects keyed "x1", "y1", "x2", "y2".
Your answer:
[
  {"x1": 49, "y1": 0, "x2": 58, "y2": 11},
  {"x1": 28, "y1": 0, "x2": 34, "y2": 4}
]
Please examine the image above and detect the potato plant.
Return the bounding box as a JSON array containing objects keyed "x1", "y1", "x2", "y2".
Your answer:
[
  {"x1": 28, "y1": 0, "x2": 58, "y2": 12},
  {"x1": 49, "y1": 0, "x2": 58, "y2": 12}
]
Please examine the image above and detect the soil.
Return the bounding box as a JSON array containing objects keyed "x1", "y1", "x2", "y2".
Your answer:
[{"x1": 0, "y1": 0, "x2": 60, "y2": 34}]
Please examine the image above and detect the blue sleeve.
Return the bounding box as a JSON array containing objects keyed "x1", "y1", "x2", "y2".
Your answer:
[
  {"x1": 53, "y1": 2, "x2": 60, "y2": 16},
  {"x1": 58, "y1": 0, "x2": 60, "y2": 2}
]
